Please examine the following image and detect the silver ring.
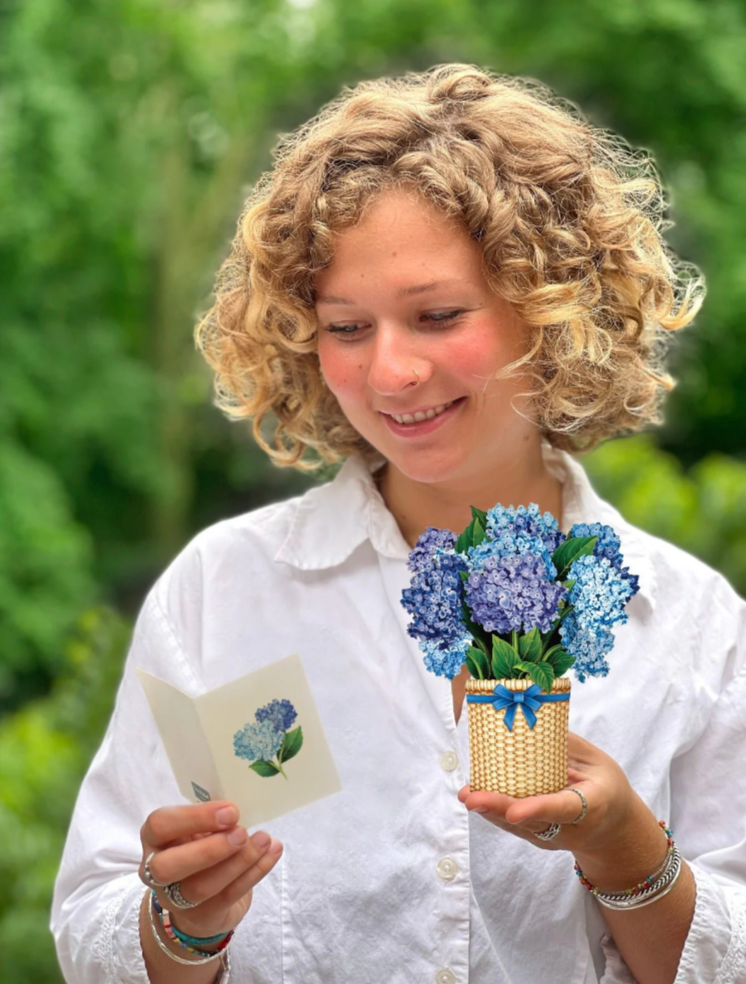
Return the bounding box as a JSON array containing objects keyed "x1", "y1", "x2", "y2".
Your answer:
[
  {"x1": 142, "y1": 851, "x2": 168, "y2": 889},
  {"x1": 567, "y1": 788, "x2": 588, "y2": 825},
  {"x1": 164, "y1": 881, "x2": 199, "y2": 909},
  {"x1": 533, "y1": 822, "x2": 562, "y2": 841}
]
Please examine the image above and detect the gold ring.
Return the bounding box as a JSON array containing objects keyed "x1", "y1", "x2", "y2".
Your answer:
[{"x1": 412, "y1": 368, "x2": 420, "y2": 384}]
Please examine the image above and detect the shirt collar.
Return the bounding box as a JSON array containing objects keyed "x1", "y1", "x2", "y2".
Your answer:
[{"x1": 275, "y1": 442, "x2": 656, "y2": 613}]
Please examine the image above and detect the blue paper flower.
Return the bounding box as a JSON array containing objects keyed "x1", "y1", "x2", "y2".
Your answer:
[
  {"x1": 565, "y1": 555, "x2": 634, "y2": 629},
  {"x1": 233, "y1": 719, "x2": 284, "y2": 763},
  {"x1": 420, "y1": 637, "x2": 472, "y2": 679},
  {"x1": 255, "y1": 698, "x2": 298, "y2": 733},
  {"x1": 401, "y1": 533, "x2": 469, "y2": 650},
  {"x1": 559, "y1": 612, "x2": 615, "y2": 681},
  {"x1": 569, "y1": 521, "x2": 640, "y2": 597}
]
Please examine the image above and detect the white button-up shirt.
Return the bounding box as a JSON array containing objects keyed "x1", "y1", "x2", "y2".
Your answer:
[{"x1": 51, "y1": 443, "x2": 746, "y2": 984}]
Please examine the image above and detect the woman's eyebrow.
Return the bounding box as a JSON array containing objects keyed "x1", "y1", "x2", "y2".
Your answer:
[{"x1": 316, "y1": 278, "x2": 469, "y2": 305}]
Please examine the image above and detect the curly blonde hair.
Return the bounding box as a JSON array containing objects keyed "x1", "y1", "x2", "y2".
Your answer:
[{"x1": 195, "y1": 63, "x2": 704, "y2": 469}]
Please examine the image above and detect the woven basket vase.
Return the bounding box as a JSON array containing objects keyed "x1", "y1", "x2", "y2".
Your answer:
[{"x1": 465, "y1": 676, "x2": 571, "y2": 797}]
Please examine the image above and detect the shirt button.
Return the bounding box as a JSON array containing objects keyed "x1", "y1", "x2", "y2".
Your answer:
[
  {"x1": 437, "y1": 857, "x2": 458, "y2": 880},
  {"x1": 435, "y1": 970, "x2": 457, "y2": 984},
  {"x1": 440, "y1": 751, "x2": 459, "y2": 771}
]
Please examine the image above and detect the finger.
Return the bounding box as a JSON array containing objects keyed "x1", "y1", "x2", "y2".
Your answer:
[
  {"x1": 207, "y1": 838, "x2": 284, "y2": 911},
  {"x1": 505, "y1": 786, "x2": 591, "y2": 827},
  {"x1": 163, "y1": 830, "x2": 275, "y2": 905},
  {"x1": 141, "y1": 802, "x2": 240, "y2": 851},
  {"x1": 142, "y1": 825, "x2": 253, "y2": 887}
]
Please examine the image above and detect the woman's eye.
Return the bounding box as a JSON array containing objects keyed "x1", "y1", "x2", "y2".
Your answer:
[
  {"x1": 422, "y1": 310, "x2": 464, "y2": 323},
  {"x1": 326, "y1": 324, "x2": 365, "y2": 335}
]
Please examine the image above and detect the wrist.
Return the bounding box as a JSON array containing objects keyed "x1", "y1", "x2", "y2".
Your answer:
[{"x1": 572, "y1": 796, "x2": 668, "y2": 894}]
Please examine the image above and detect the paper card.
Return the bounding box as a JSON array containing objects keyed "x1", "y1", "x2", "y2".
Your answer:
[{"x1": 136, "y1": 654, "x2": 342, "y2": 827}]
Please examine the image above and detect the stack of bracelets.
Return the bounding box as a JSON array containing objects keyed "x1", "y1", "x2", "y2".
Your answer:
[
  {"x1": 574, "y1": 821, "x2": 683, "y2": 911},
  {"x1": 148, "y1": 889, "x2": 233, "y2": 980}
]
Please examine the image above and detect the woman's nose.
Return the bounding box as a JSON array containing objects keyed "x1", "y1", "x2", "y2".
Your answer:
[{"x1": 367, "y1": 328, "x2": 431, "y2": 395}]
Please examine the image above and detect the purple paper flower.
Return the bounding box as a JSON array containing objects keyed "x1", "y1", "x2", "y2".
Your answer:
[
  {"x1": 255, "y1": 698, "x2": 298, "y2": 733},
  {"x1": 465, "y1": 549, "x2": 566, "y2": 635}
]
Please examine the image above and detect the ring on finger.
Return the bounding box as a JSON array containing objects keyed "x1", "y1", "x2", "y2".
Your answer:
[
  {"x1": 164, "y1": 881, "x2": 200, "y2": 909},
  {"x1": 567, "y1": 788, "x2": 588, "y2": 825},
  {"x1": 533, "y1": 822, "x2": 562, "y2": 841},
  {"x1": 143, "y1": 851, "x2": 168, "y2": 889}
]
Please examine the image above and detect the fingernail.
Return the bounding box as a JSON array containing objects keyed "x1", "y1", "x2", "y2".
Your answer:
[
  {"x1": 216, "y1": 806, "x2": 238, "y2": 827},
  {"x1": 473, "y1": 807, "x2": 490, "y2": 814},
  {"x1": 270, "y1": 839, "x2": 283, "y2": 854},
  {"x1": 228, "y1": 826, "x2": 247, "y2": 846},
  {"x1": 253, "y1": 830, "x2": 271, "y2": 849}
]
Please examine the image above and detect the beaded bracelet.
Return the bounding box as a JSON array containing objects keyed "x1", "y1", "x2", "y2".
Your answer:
[
  {"x1": 574, "y1": 821, "x2": 682, "y2": 910},
  {"x1": 151, "y1": 892, "x2": 234, "y2": 956},
  {"x1": 147, "y1": 891, "x2": 228, "y2": 968}
]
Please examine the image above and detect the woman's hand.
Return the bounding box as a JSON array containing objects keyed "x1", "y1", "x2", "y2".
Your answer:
[
  {"x1": 139, "y1": 801, "x2": 283, "y2": 939},
  {"x1": 458, "y1": 731, "x2": 642, "y2": 857}
]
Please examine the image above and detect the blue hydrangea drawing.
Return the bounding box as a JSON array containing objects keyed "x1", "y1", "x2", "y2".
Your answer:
[
  {"x1": 401, "y1": 502, "x2": 639, "y2": 690},
  {"x1": 233, "y1": 698, "x2": 303, "y2": 780}
]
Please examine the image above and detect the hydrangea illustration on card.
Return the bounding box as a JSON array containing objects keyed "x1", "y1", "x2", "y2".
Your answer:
[
  {"x1": 401, "y1": 504, "x2": 639, "y2": 796},
  {"x1": 233, "y1": 698, "x2": 303, "y2": 780}
]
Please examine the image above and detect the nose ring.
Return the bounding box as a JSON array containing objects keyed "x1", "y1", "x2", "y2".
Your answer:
[{"x1": 411, "y1": 368, "x2": 420, "y2": 385}]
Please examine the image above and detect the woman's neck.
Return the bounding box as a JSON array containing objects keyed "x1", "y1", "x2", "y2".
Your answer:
[{"x1": 377, "y1": 449, "x2": 564, "y2": 549}]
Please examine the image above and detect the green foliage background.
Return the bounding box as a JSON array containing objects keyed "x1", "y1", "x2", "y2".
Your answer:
[{"x1": 1, "y1": 1, "x2": 744, "y2": 980}]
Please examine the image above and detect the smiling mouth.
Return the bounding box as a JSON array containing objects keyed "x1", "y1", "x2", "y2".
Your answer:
[{"x1": 384, "y1": 399, "x2": 459, "y2": 425}]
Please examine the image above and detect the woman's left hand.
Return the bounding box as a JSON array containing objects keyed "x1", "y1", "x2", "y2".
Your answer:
[{"x1": 458, "y1": 731, "x2": 640, "y2": 855}]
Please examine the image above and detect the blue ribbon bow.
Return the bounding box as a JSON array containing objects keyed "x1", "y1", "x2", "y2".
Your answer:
[{"x1": 466, "y1": 683, "x2": 570, "y2": 731}]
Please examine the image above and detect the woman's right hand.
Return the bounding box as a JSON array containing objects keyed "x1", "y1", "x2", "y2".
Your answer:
[{"x1": 139, "y1": 800, "x2": 283, "y2": 940}]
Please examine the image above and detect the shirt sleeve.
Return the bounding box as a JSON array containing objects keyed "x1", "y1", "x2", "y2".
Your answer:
[
  {"x1": 49, "y1": 584, "x2": 282, "y2": 983},
  {"x1": 600, "y1": 579, "x2": 746, "y2": 984}
]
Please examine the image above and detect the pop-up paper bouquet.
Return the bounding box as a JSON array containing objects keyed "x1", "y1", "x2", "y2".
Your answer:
[{"x1": 401, "y1": 504, "x2": 639, "y2": 796}]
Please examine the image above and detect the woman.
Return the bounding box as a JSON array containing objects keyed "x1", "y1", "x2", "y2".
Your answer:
[{"x1": 51, "y1": 65, "x2": 746, "y2": 984}]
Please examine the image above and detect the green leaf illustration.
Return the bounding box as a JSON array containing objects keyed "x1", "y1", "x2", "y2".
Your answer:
[
  {"x1": 543, "y1": 648, "x2": 576, "y2": 678},
  {"x1": 249, "y1": 760, "x2": 281, "y2": 777},
  {"x1": 470, "y1": 505, "x2": 488, "y2": 526},
  {"x1": 472, "y1": 517, "x2": 487, "y2": 548},
  {"x1": 517, "y1": 660, "x2": 555, "y2": 695},
  {"x1": 492, "y1": 636, "x2": 520, "y2": 679},
  {"x1": 455, "y1": 518, "x2": 476, "y2": 554},
  {"x1": 517, "y1": 627, "x2": 543, "y2": 662},
  {"x1": 278, "y1": 725, "x2": 303, "y2": 764},
  {"x1": 466, "y1": 644, "x2": 490, "y2": 679},
  {"x1": 551, "y1": 536, "x2": 598, "y2": 579}
]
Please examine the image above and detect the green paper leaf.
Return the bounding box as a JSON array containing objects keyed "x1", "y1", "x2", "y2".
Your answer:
[
  {"x1": 517, "y1": 627, "x2": 543, "y2": 662},
  {"x1": 470, "y1": 505, "x2": 488, "y2": 526},
  {"x1": 491, "y1": 636, "x2": 520, "y2": 679},
  {"x1": 465, "y1": 652, "x2": 481, "y2": 679},
  {"x1": 458, "y1": 569, "x2": 469, "y2": 582},
  {"x1": 249, "y1": 760, "x2": 281, "y2": 777},
  {"x1": 472, "y1": 517, "x2": 487, "y2": 548},
  {"x1": 278, "y1": 725, "x2": 303, "y2": 764},
  {"x1": 551, "y1": 536, "x2": 598, "y2": 579},
  {"x1": 517, "y1": 660, "x2": 555, "y2": 694},
  {"x1": 455, "y1": 518, "x2": 476, "y2": 554},
  {"x1": 544, "y1": 648, "x2": 575, "y2": 677},
  {"x1": 466, "y1": 644, "x2": 491, "y2": 679}
]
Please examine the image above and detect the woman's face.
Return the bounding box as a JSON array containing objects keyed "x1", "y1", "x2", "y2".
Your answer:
[{"x1": 314, "y1": 188, "x2": 540, "y2": 488}]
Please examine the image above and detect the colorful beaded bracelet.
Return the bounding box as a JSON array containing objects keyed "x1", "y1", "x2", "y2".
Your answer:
[
  {"x1": 151, "y1": 891, "x2": 234, "y2": 957},
  {"x1": 574, "y1": 821, "x2": 676, "y2": 899},
  {"x1": 147, "y1": 892, "x2": 227, "y2": 967}
]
